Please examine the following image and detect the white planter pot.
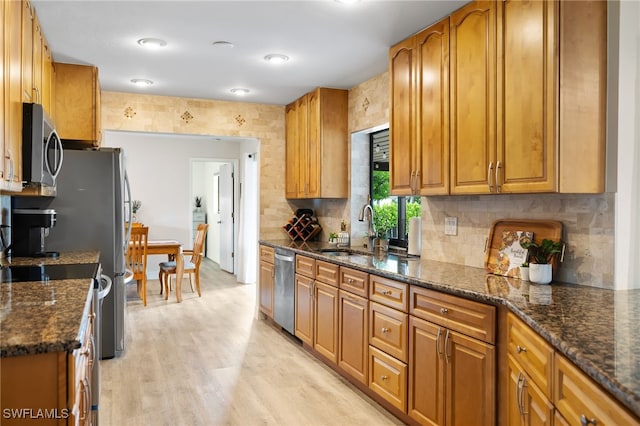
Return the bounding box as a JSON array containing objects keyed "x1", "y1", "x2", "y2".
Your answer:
[{"x1": 529, "y1": 263, "x2": 553, "y2": 285}]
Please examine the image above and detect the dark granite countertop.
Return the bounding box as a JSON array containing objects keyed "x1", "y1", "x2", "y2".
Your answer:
[
  {"x1": 0, "y1": 251, "x2": 100, "y2": 357},
  {"x1": 260, "y1": 239, "x2": 640, "y2": 418}
]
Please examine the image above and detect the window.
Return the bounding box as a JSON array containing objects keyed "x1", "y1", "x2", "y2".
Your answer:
[{"x1": 369, "y1": 129, "x2": 421, "y2": 242}]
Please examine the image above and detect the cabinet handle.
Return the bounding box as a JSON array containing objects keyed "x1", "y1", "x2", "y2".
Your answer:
[
  {"x1": 495, "y1": 161, "x2": 502, "y2": 193},
  {"x1": 347, "y1": 278, "x2": 354, "y2": 284},
  {"x1": 440, "y1": 307, "x2": 448, "y2": 315},
  {"x1": 382, "y1": 290, "x2": 392, "y2": 296},
  {"x1": 487, "y1": 161, "x2": 494, "y2": 192},
  {"x1": 580, "y1": 415, "x2": 597, "y2": 426},
  {"x1": 410, "y1": 170, "x2": 416, "y2": 193},
  {"x1": 516, "y1": 372, "x2": 524, "y2": 415},
  {"x1": 414, "y1": 170, "x2": 420, "y2": 194},
  {"x1": 381, "y1": 327, "x2": 390, "y2": 334},
  {"x1": 444, "y1": 329, "x2": 451, "y2": 363},
  {"x1": 436, "y1": 328, "x2": 443, "y2": 359},
  {"x1": 516, "y1": 345, "x2": 527, "y2": 354},
  {"x1": 380, "y1": 375, "x2": 388, "y2": 381}
]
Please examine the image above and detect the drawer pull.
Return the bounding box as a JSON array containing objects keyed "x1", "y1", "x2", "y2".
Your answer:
[
  {"x1": 580, "y1": 415, "x2": 597, "y2": 426},
  {"x1": 440, "y1": 307, "x2": 448, "y2": 315},
  {"x1": 347, "y1": 278, "x2": 354, "y2": 284},
  {"x1": 381, "y1": 375, "x2": 388, "y2": 381},
  {"x1": 516, "y1": 345, "x2": 527, "y2": 354},
  {"x1": 381, "y1": 327, "x2": 391, "y2": 334},
  {"x1": 382, "y1": 290, "x2": 393, "y2": 296}
]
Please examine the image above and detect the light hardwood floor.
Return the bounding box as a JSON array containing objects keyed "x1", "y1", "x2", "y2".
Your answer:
[{"x1": 100, "y1": 259, "x2": 402, "y2": 426}]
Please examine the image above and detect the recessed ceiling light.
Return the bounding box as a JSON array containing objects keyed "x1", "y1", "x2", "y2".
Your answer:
[
  {"x1": 131, "y1": 79, "x2": 154, "y2": 87},
  {"x1": 264, "y1": 53, "x2": 290, "y2": 64},
  {"x1": 212, "y1": 41, "x2": 235, "y2": 48},
  {"x1": 137, "y1": 38, "x2": 167, "y2": 48},
  {"x1": 335, "y1": 0, "x2": 361, "y2": 4},
  {"x1": 230, "y1": 88, "x2": 250, "y2": 96}
]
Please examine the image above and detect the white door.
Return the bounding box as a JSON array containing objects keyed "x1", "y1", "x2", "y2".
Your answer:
[{"x1": 219, "y1": 163, "x2": 234, "y2": 273}]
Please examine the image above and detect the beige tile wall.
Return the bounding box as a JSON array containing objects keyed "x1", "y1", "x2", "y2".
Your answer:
[{"x1": 101, "y1": 91, "x2": 290, "y2": 240}]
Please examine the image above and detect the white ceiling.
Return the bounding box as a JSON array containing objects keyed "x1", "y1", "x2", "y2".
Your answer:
[{"x1": 31, "y1": 0, "x2": 467, "y2": 106}]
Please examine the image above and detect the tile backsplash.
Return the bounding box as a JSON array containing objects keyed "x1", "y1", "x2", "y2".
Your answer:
[{"x1": 421, "y1": 192, "x2": 615, "y2": 289}]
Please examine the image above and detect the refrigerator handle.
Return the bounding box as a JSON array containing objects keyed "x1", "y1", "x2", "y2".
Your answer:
[{"x1": 124, "y1": 171, "x2": 133, "y2": 249}]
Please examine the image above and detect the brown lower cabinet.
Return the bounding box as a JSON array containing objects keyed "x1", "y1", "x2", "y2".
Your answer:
[
  {"x1": 338, "y1": 290, "x2": 368, "y2": 385},
  {"x1": 408, "y1": 315, "x2": 496, "y2": 426},
  {"x1": 294, "y1": 273, "x2": 314, "y2": 345},
  {"x1": 506, "y1": 354, "x2": 553, "y2": 426},
  {"x1": 314, "y1": 281, "x2": 339, "y2": 363}
]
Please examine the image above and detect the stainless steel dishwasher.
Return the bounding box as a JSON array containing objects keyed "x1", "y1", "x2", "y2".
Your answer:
[{"x1": 274, "y1": 248, "x2": 295, "y2": 334}]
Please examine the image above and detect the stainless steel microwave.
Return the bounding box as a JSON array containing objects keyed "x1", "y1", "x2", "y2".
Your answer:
[{"x1": 22, "y1": 103, "x2": 64, "y2": 188}]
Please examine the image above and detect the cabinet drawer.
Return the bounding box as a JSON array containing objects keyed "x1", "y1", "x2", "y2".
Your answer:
[
  {"x1": 259, "y1": 245, "x2": 274, "y2": 263},
  {"x1": 295, "y1": 255, "x2": 316, "y2": 279},
  {"x1": 410, "y1": 286, "x2": 496, "y2": 344},
  {"x1": 507, "y1": 312, "x2": 553, "y2": 399},
  {"x1": 369, "y1": 345, "x2": 407, "y2": 413},
  {"x1": 554, "y1": 354, "x2": 640, "y2": 426},
  {"x1": 339, "y1": 266, "x2": 368, "y2": 297},
  {"x1": 370, "y1": 302, "x2": 408, "y2": 362},
  {"x1": 370, "y1": 275, "x2": 409, "y2": 312},
  {"x1": 316, "y1": 260, "x2": 339, "y2": 287}
]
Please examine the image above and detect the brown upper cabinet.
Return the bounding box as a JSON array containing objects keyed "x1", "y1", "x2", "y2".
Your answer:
[
  {"x1": 55, "y1": 62, "x2": 102, "y2": 147},
  {"x1": 390, "y1": 17, "x2": 450, "y2": 196},
  {"x1": 2, "y1": 0, "x2": 25, "y2": 192},
  {"x1": 285, "y1": 87, "x2": 348, "y2": 199},
  {"x1": 390, "y1": 0, "x2": 607, "y2": 196}
]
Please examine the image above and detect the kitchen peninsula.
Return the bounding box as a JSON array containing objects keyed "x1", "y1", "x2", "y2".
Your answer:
[
  {"x1": 1, "y1": 251, "x2": 100, "y2": 425},
  {"x1": 260, "y1": 240, "x2": 640, "y2": 425}
]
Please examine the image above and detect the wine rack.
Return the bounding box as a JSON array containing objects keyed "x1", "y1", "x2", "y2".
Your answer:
[{"x1": 283, "y1": 214, "x2": 322, "y2": 242}]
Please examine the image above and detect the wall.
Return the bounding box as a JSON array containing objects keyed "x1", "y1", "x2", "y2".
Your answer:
[{"x1": 101, "y1": 91, "x2": 289, "y2": 241}]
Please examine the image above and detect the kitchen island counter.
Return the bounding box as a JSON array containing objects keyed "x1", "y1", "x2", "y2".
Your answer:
[
  {"x1": 260, "y1": 239, "x2": 640, "y2": 419},
  {"x1": 0, "y1": 251, "x2": 100, "y2": 357}
]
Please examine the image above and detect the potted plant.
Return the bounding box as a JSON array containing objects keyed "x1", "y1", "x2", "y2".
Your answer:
[
  {"x1": 522, "y1": 239, "x2": 563, "y2": 284},
  {"x1": 132, "y1": 200, "x2": 142, "y2": 222},
  {"x1": 328, "y1": 232, "x2": 338, "y2": 244}
]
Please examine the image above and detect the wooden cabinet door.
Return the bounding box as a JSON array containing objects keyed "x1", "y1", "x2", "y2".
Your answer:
[
  {"x1": 416, "y1": 17, "x2": 450, "y2": 196},
  {"x1": 285, "y1": 101, "x2": 299, "y2": 198},
  {"x1": 21, "y1": 0, "x2": 34, "y2": 102},
  {"x1": 5, "y1": 0, "x2": 22, "y2": 188},
  {"x1": 507, "y1": 355, "x2": 553, "y2": 426},
  {"x1": 42, "y1": 43, "x2": 54, "y2": 116},
  {"x1": 32, "y1": 16, "x2": 44, "y2": 105},
  {"x1": 295, "y1": 274, "x2": 314, "y2": 345},
  {"x1": 314, "y1": 281, "x2": 339, "y2": 363},
  {"x1": 497, "y1": 0, "x2": 557, "y2": 193},
  {"x1": 306, "y1": 89, "x2": 321, "y2": 198},
  {"x1": 296, "y1": 94, "x2": 309, "y2": 198},
  {"x1": 408, "y1": 316, "x2": 445, "y2": 426},
  {"x1": 55, "y1": 63, "x2": 100, "y2": 143},
  {"x1": 389, "y1": 36, "x2": 415, "y2": 196},
  {"x1": 1, "y1": 0, "x2": 5, "y2": 185},
  {"x1": 338, "y1": 290, "x2": 368, "y2": 385},
  {"x1": 445, "y1": 329, "x2": 495, "y2": 426},
  {"x1": 450, "y1": 0, "x2": 497, "y2": 195},
  {"x1": 258, "y1": 260, "x2": 274, "y2": 318}
]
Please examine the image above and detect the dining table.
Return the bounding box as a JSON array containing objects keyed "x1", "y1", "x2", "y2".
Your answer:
[{"x1": 145, "y1": 240, "x2": 186, "y2": 303}]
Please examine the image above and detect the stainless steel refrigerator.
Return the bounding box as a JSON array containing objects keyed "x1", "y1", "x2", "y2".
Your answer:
[{"x1": 14, "y1": 148, "x2": 131, "y2": 359}]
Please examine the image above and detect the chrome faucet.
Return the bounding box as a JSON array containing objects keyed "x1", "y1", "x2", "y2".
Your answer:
[{"x1": 358, "y1": 203, "x2": 376, "y2": 251}]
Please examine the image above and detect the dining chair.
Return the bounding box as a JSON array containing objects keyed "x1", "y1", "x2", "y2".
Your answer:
[
  {"x1": 127, "y1": 225, "x2": 150, "y2": 306},
  {"x1": 159, "y1": 223, "x2": 209, "y2": 299}
]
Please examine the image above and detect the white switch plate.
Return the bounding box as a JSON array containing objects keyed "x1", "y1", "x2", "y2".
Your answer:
[{"x1": 444, "y1": 217, "x2": 458, "y2": 236}]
